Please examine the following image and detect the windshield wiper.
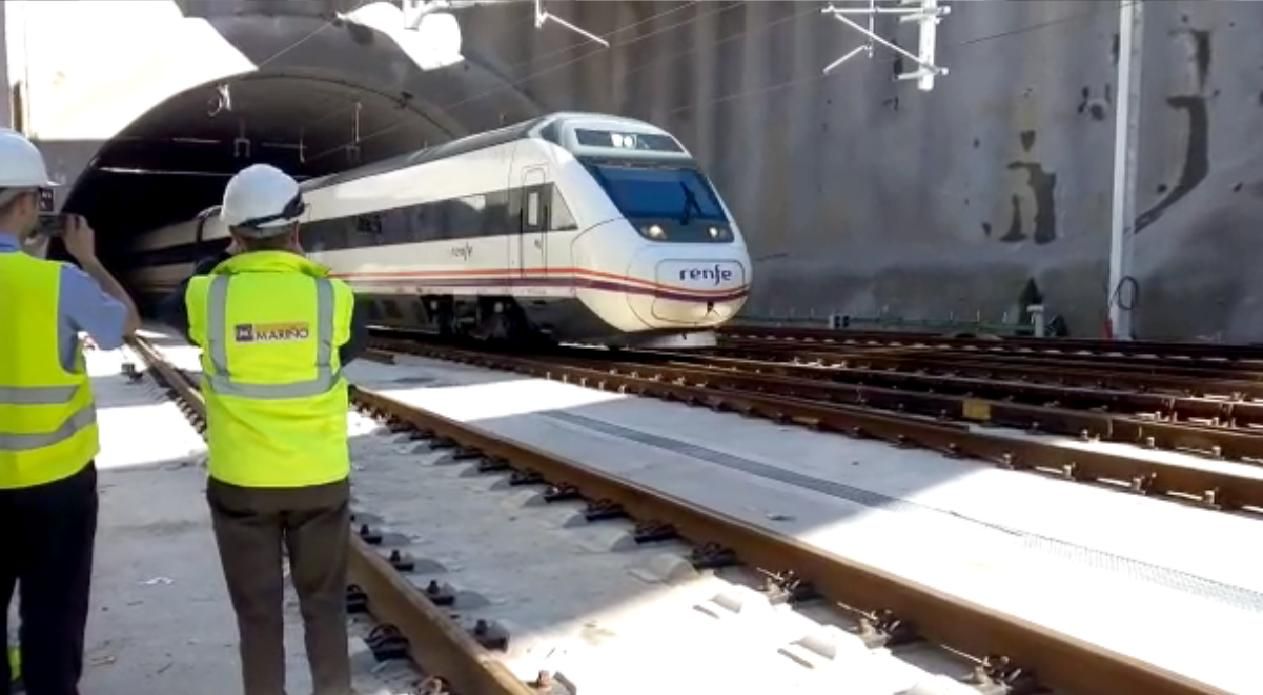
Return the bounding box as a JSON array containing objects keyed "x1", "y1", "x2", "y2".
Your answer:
[{"x1": 679, "y1": 181, "x2": 702, "y2": 224}]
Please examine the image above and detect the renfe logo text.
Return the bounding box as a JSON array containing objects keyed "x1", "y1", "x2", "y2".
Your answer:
[{"x1": 678, "y1": 264, "x2": 735, "y2": 286}]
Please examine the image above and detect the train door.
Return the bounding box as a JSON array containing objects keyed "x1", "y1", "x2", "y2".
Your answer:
[{"x1": 519, "y1": 167, "x2": 548, "y2": 281}]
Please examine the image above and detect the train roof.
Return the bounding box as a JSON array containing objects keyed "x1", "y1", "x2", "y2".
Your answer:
[{"x1": 300, "y1": 112, "x2": 692, "y2": 192}]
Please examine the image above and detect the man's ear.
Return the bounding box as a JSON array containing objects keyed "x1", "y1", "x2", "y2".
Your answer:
[{"x1": 289, "y1": 222, "x2": 304, "y2": 253}]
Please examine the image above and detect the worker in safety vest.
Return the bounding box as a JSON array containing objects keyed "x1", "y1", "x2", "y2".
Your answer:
[
  {"x1": 173, "y1": 164, "x2": 365, "y2": 695},
  {"x1": 0, "y1": 129, "x2": 140, "y2": 695},
  {"x1": 5, "y1": 645, "x2": 17, "y2": 692}
]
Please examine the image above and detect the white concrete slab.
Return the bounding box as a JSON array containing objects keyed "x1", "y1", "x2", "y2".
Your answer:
[
  {"x1": 341, "y1": 352, "x2": 1263, "y2": 694},
  {"x1": 346, "y1": 416, "x2": 973, "y2": 694}
]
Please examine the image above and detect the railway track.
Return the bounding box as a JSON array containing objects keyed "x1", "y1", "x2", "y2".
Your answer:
[
  {"x1": 127, "y1": 335, "x2": 1226, "y2": 694},
  {"x1": 371, "y1": 335, "x2": 1263, "y2": 515},
  {"x1": 656, "y1": 351, "x2": 1263, "y2": 431},
  {"x1": 636, "y1": 355, "x2": 1263, "y2": 462},
  {"x1": 718, "y1": 336, "x2": 1263, "y2": 385},
  {"x1": 128, "y1": 337, "x2": 523, "y2": 694},
  {"x1": 722, "y1": 325, "x2": 1263, "y2": 364},
  {"x1": 712, "y1": 342, "x2": 1263, "y2": 402}
]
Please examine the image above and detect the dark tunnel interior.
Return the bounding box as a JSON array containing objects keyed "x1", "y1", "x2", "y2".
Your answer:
[
  {"x1": 64, "y1": 71, "x2": 454, "y2": 277},
  {"x1": 44, "y1": 0, "x2": 555, "y2": 307}
]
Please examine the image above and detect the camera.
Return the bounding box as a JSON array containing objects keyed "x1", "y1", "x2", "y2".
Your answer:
[{"x1": 35, "y1": 187, "x2": 62, "y2": 237}]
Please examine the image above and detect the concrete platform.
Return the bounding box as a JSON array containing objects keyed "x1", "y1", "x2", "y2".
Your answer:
[{"x1": 3, "y1": 342, "x2": 419, "y2": 694}]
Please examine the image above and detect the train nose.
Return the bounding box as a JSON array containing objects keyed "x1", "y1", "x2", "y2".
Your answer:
[{"x1": 628, "y1": 257, "x2": 748, "y2": 326}]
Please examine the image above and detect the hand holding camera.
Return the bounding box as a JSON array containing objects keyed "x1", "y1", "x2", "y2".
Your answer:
[{"x1": 60, "y1": 214, "x2": 99, "y2": 264}]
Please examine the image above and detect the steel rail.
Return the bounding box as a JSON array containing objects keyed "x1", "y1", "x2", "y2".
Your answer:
[
  {"x1": 346, "y1": 536, "x2": 534, "y2": 695},
  {"x1": 649, "y1": 350, "x2": 1263, "y2": 431},
  {"x1": 349, "y1": 386, "x2": 1223, "y2": 695},
  {"x1": 126, "y1": 337, "x2": 534, "y2": 695},
  {"x1": 369, "y1": 328, "x2": 1263, "y2": 420},
  {"x1": 711, "y1": 344, "x2": 1263, "y2": 401},
  {"x1": 375, "y1": 339, "x2": 1263, "y2": 512},
  {"x1": 724, "y1": 324, "x2": 1263, "y2": 362},
  {"x1": 580, "y1": 355, "x2": 1263, "y2": 464},
  {"x1": 721, "y1": 335, "x2": 1263, "y2": 381}
]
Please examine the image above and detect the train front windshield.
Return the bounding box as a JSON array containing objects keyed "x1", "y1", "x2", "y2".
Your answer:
[{"x1": 585, "y1": 163, "x2": 727, "y2": 224}]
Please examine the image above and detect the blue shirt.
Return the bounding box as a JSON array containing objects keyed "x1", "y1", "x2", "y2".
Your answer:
[{"x1": 0, "y1": 232, "x2": 127, "y2": 371}]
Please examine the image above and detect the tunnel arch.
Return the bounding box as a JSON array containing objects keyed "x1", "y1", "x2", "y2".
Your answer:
[
  {"x1": 35, "y1": 4, "x2": 547, "y2": 267},
  {"x1": 67, "y1": 69, "x2": 461, "y2": 248}
]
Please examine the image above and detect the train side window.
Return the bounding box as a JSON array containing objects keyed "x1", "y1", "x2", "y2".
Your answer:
[
  {"x1": 413, "y1": 202, "x2": 437, "y2": 243},
  {"x1": 483, "y1": 190, "x2": 510, "y2": 237},
  {"x1": 440, "y1": 200, "x2": 458, "y2": 240},
  {"x1": 525, "y1": 191, "x2": 540, "y2": 229},
  {"x1": 355, "y1": 213, "x2": 383, "y2": 241},
  {"x1": 304, "y1": 218, "x2": 340, "y2": 252},
  {"x1": 452, "y1": 194, "x2": 485, "y2": 239},
  {"x1": 550, "y1": 186, "x2": 577, "y2": 231},
  {"x1": 431, "y1": 199, "x2": 450, "y2": 240},
  {"x1": 382, "y1": 207, "x2": 411, "y2": 245},
  {"x1": 304, "y1": 220, "x2": 327, "y2": 252}
]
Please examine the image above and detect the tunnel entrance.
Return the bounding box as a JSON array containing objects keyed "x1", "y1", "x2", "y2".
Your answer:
[{"x1": 65, "y1": 71, "x2": 455, "y2": 274}]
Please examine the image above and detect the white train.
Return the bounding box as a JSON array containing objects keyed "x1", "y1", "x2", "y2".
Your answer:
[{"x1": 127, "y1": 112, "x2": 751, "y2": 348}]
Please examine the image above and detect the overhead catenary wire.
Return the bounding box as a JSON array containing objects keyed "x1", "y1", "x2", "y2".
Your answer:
[
  {"x1": 199, "y1": 0, "x2": 374, "y2": 149},
  {"x1": 255, "y1": 0, "x2": 375, "y2": 71},
  {"x1": 303, "y1": 1, "x2": 741, "y2": 164},
  {"x1": 302, "y1": 0, "x2": 1132, "y2": 167},
  {"x1": 620, "y1": 2, "x2": 817, "y2": 84},
  {"x1": 671, "y1": 0, "x2": 1132, "y2": 114},
  {"x1": 442, "y1": 1, "x2": 730, "y2": 114},
  {"x1": 460, "y1": 0, "x2": 1123, "y2": 117},
  {"x1": 958, "y1": 0, "x2": 1138, "y2": 46},
  {"x1": 498, "y1": 1, "x2": 698, "y2": 76}
]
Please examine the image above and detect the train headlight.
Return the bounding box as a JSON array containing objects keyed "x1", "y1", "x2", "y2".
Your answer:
[
  {"x1": 643, "y1": 224, "x2": 667, "y2": 240},
  {"x1": 708, "y1": 226, "x2": 731, "y2": 240}
]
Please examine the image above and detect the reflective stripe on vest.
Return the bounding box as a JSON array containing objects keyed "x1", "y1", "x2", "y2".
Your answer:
[
  {"x1": 0, "y1": 251, "x2": 99, "y2": 488},
  {"x1": 0, "y1": 402, "x2": 96, "y2": 451},
  {"x1": 0, "y1": 385, "x2": 79, "y2": 405},
  {"x1": 204, "y1": 274, "x2": 339, "y2": 399}
]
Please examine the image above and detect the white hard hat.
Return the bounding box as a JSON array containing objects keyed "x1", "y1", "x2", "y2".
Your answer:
[
  {"x1": 220, "y1": 163, "x2": 306, "y2": 237},
  {"x1": 0, "y1": 129, "x2": 57, "y2": 189}
]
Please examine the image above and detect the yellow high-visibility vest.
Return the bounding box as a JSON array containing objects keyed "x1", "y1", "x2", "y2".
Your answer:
[
  {"x1": 186, "y1": 251, "x2": 353, "y2": 488},
  {"x1": 0, "y1": 253, "x2": 98, "y2": 489}
]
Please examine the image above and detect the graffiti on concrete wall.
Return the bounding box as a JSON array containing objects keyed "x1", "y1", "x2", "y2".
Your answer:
[
  {"x1": 981, "y1": 130, "x2": 1059, "y2": 245},
  {"x1": 1137, "y1": 23, "x2": 1211, "y2": 232}
]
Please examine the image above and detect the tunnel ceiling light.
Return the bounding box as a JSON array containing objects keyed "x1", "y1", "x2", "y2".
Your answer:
[{"x1": 820, "y1": 0, "x2": 949, "y2": 91}]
